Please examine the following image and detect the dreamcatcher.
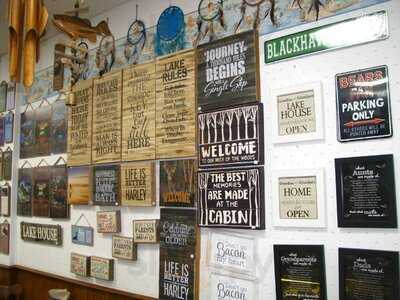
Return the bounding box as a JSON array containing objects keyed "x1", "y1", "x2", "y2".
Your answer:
[
  {"x1": 292, "y1": 0, "x2": 324, "y2": 20},
  {"x1": 96, "y1": 35, "x2": 115, "y2": 76},
  {"x1": 234, "y1": 0, "x2": 276, "y2": 33},
  {"x1": 71, "y1": 41, "x2": 89, "y2": 82},
  {"x1": 155, "y1": 5, "x2": 185, "y2": 56},
  {"x1": 124, "y1": 5, "x2": 146, "y2": 65},
  {"x1": 194, "y1": 0, "x2": 225, "y2": 46}
]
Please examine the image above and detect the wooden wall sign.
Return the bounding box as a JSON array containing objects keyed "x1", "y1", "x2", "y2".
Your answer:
[
  {"x1": 4, "y1": 113, "x2": 13, "y2": 144},
  {"x1": 67, "y1": 79, "x2": 93, "y2": 166},
  {"x1": 92, "y1": 71, "x2": 122, "y2": 164},
  {"x1": 0, "y1": 81, "x2": 7, "y2": 113},
  {"x1": 35, "y1": 104, "x2": 51, "y2": 156},
  {"x1": 198, "y1": 167, "x2": 265, "y2": 229},
  {"x1": 92, "y1": 164, "x2": 120, "y2": 206},
  {"x1": 120, "y1": 162, "x2": 155, "y2": 207},
  {"x1": 17, "y1": 167, "x2": 33, "y2": 216},
  {"x1": 6, "y1": 83, "x2": 15, "y2": 111},
  {"x1": 71, "y1": 253, "x2": 90, "y2": 277},
  {"x1": 71, "y1": 225, "x2": 93, "y2": 246},
  {"x1": 2, "y1": 149, "x2": 12, "y2": 181},
  {"x1": 122, "y1": 62, "x2": 156, "y2": 161},
  {"x1": 50, "y1": 164, "x2": 69, "y2": 219},
  {"x1": 198, "y1": 103, "x2": 264, "y2": 168},
  {"x1": 160, "y1": 159, "x2": 196, "y2": 207},
  {"x1": 1, "y1": 185, "x2": 10, "y2": 216},
  {"x1": 155, "y1": 50, "x2": 196, "y2": 159},
  {"x1": 68, "y1": 166, "x2": 90, "y2": 205},
  {"x1": 197, "y1": 30, "x2": 260, "y2": 110},
  {"x1": 112, "y1": 235, "x2": 137, "y2": 261},
  {"x1": 51, "y1": 99, "x2": 67, "y2": 154},
  {"x1": 90, "y1": 256, "x2": 114, "y2": 281},
  {"x1": 97, "y1": 211, "x2": 121, "y2": 233},
  {"x1": 20, "y1": 222, "x2": 62, "y2": 246},
  {"x1": 20, "y1": 107, "x2": 36, "y2": 159},
  {"x1": 33, "y1": 166, "x2": 51, "y2": 217},
  {"x1": 0, "y1": 221, "x2": 9, "y2": 255},
  {"x1": 132, "y1": 219, "x2": 159, "y2": 244}
]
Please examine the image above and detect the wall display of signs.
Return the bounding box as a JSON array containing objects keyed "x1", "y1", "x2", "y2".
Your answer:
[
  {"x1": 50, "y1": 164, "x2": 69, "y2": 219},
  {"x1": 155, "y1": 49, "x2": 196, "y2": 159},
  {"x1": 90, "y1": 256, "x2": 114, "y2": 281},
  {"x1": 6, "y1": 83, "x2": 15, "y2": 111},
  {"x1": 271, "y1": 82, "x2": 324, "y2": 144},
  {"x1": 274, "y1": 245, "x2": 327, "y2": 300},
  {"x1": 264, "y1": 11, "x2": 389, "y2": 64},
  {"x1": 71, "y1": 225, "x2": 94, "y2": 246},
  {"x1": 335, "y1": 154, "x2": 397, "y2": 228},
  {"x1": 132, "y1": 219, "x2": 159, "y2": 244},
  {"x1": 32, "y1": 165, "x2": 51, "y2": 217},
  {"x1": 272, "y1": 169, "x2": 326, "y2": 228},
  {"x1": 0, "y1": 221, "x2": 9, "y2": 255},
  {"x1": 122, "y1": 61, "x2": 156, "y2": 161},
  {"x1": 208, "y1": 273, "x2": 257, "y2": 300},
  {"x1": 68, "y1": 166, "x2": 90, "y2": 205},
  {"x1": 197, "y1": 30, "x2": 260, "y2": 110},
  {"x1": 198, "y1": 103, "x2": 264, "y2": 168},
  {"x1": 20, "y1": 107, "x2": 35, "y2": 159},
  {"x1": 71, "y1": 253, "x2": 90, "y2": 277},
  {"x1": 35, "y1": 103, "x2": 51, "y2": 156},
  {"x1": 339, "y1": 248, "x2": 399, "y2": 300},
  {"x1": 97, "y1": 210, "x2": 121, "y2": 233},
  {"x1": 4, "y1": 112, "x2": 14, "y2": 144},
  {"x1": 112, "y1": 235, "x2": 137, "y2": 261},
  {"x1": 67, "y1": 79, "x2": 93, "y2": 166},
  {"x1": 207, "y1": 231, "x2": 255, "y2": 275},
  {"x1": 0, "y1": 81, "x2": 7, "y2": 113},
  {"x1": 2, "y1": 149, "x2": 12, "y2": 181},
  {"x1": 160, "y1": 159, "x2": 196, "y2": 207},
  {"x1": 1, "y1": 185, "x2": 10, "y2": 216},
  {"x1": 51, "y1": 99, "x2": 67, "y2": 154},
  {"x1": 120, "y1": 162, "x2": 155, "y2": 207},
  {"x1": 92, "y1": 164, "x2": 120, "y2": 206},
  {"x1": 92, "y1": 71, "x2": 122, "y2": 164},
  {"x1": 20, "y1": 222, "x2": 62, "y2": 246},
  {"x1": 336, "y1": 65, "x2": 392, "y2": 142},
  {"x1": 198, "y1": 167, "x2": 265, "y2": 229},
  {"x1": 17, "y1": 167, "x2": 33, "y2": 216}
]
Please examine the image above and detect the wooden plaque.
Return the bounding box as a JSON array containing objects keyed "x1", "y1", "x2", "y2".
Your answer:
[
  {"x1": 92, "y1": 71, "x2": 122, "y2": 164},
  {"x1": 0, "y1": 221, "x2": 9, "y2": 255},
  {"x1": 2, "y1": 149, "x2": 12, "y2": 181},
  {"x1": 6, "y1": 83, "x2": 15, "y2": 111},
  {"x1": 35, "y1": 104, "x2": 51, "y2": 157},
  {"x1": 92, "y1": 164, "x2": 120, "y2": 206},
  {"x1": 51, "y1": 99, "x2": 67, "y2": 154},
  {"x1": 155, "y1": 50, "x2": 196, "y2": 159},
  {"x1": 68, "y1": 166, "x2": 90, "y2": 205},
  {"x1": 0, "y1": 81, "x2": 7, "y2": 113},
  {"x1": 71, "y1": 253, "x2": 90, "y2": 277},
  {"x1": 90, "y1": 256, "x2": 114, "y2": 281},
  {"x1": 120, "y1": 162, "x2": 155, "y2": 207},
  {"x1": 71, "y1": 225, "x2": 93, "y2": 246},
  {"x1": 17, "y1": 167, "x2": 33, "y2": 216},
  {"x1": 1, "y1": 185, "x2": 10, "y2": 217},
  {"x1": 112, "y1": 235, "x2": 137, "y2": 260},
  {"x1": 33, "y1": 166, "x2": 51, "y2": 217},
  {"x1": 50, "y1": 164, "x2": 69, "y2": 219},
  {"x1": 20, "y1": 107, "x2": 36, "y2": 159},
  {"x1": 4, "y1": 112, "x2": 14, "y2": 144},
  {"x1": 20, "y1": 222, "x2": 62, "y2": 246},
  {"x1": 97, "y1": 211, "x2": 121, "y2": 233},
  {"x1": 133, "y1": 219, "x2": 159, "y2": 244},
  {"x1": 67, "y1": 79, "x2": 93, "y2": 166},
  {"x1": 122, "y1": 62, "x2": 156, "y2": 161}
]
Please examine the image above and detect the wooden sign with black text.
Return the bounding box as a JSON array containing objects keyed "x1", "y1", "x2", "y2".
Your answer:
[
  {"x1": 133, "y1": 219, "x2": 159, "y2": 243},
  {"x1": 97, "y1": 211, "x2": 121, "y2": 233},
  {"x1": 112, "y1": 236, "x2": 137, "y2": 261},
  {"x1": 71, "y1": 253, "x2": 90, "y2": 277},
  {"x1": 20, "y1": 222, "x2": 62, "y2": 246},
  {"x1": 90, "y1": 256, "x2": 114, "y2": 281}
]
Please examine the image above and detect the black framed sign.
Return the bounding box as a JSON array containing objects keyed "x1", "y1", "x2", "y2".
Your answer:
[
  {"x1": 336, "y1": 65, "x2": 392, "y2": 142},
  {"x1": 197, "y1": 30, "x2": 260, "y2": 110},
  {"x1": 335, "y1": 154, "x2": 397, "y2": 228},
  {"x1": 339, "y1": 248, "x2": 399, "y2": 300},
  {"x1": 274, "y1": 244, "x2": 327, "y2": 300},
  {"x1": 198, "y1": 103, "x2": 264, "y2": 168},
  {"x1": 92, "y1": 164, "x2": 120, "y2": 206},
  {"x1": 198, "y1": 167, "x2": 265, "y2": 229}
]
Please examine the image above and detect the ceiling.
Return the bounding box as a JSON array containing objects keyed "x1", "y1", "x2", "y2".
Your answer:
[{"x1": 0, "y1": 0, "x2": 130, "y2": 55}]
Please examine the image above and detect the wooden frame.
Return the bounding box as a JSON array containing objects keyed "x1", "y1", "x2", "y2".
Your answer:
[
  {"x1": 112, "y1": 235, "x2": 137, "y2": 261},
  {"x1": 0, "y1": 184, "x2": 10, "y2": 217},
  {"x1": 132, "y1": 219, "x2": 159, "y2": 244},
  {"x1": 92, "y1": 164, "x2": 120, "y2": 206},
  {"x1": 97, "y1": 211, "x2": 121, "y2": 233},
  {"x1": 90, "y1": 256, "x2": 114, "y2": 281},
  {"x1": 70, "y1": 253, "x2": 90, "y2": 277},
  {"x1": 0, "y1": 221, "x2": 10, "y2": 255},
  {"x1": 71, "y1": 225, "x2": 94, "y2": 246},
  {"x1": 20, "y1": 222, "x2": 62, "y2": 246}
]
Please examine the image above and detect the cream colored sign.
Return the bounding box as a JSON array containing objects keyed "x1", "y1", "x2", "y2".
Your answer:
[{"x1": 133, "y1": 219, "x2": 158, "y2": 243}]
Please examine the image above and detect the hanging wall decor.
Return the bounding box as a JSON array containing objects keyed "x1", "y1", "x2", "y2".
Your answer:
[
  {"x1": 68, "y1": 166, "x2": 90, "y2": 205},
  {"x1": 96, "y1": 35, "x2": 116, "y2": 77},
  {"x1": 2, "y1": 149, "x2": 12, "y2": 182},
  {"x1": 197, "y1": 30, "x2": 260, "y2": 110},
  {"x1": 0, "y1": 118, "x2": 4, "y2": 147},
  {"x1": 71, "y1": 253, "x2": 91, "y2": 277},
  {"x1": 50, "y1": 161, "x2": 69, "y2": 219},
  {"x1": 0, "y1": 82, "x2": 7, "y2": 113},
  {"x1": 112, "y1": 236, "x2": 137, "y2": 261},
  {"x1": 90, "y1": 256, "x2": 114, "y2": 281},
  {"x1": 51, "y1": 98, "x2": 67, "y2": 154},
  {"x1": 17, "y1": 164, "x2": 33, "y2": 216},
  {"x1": 124, "y1": 5, "x2": 147, "y2": 65},
  {"x1": 132, "y1": 219, "x2": 159, "y2": 244},
  {"x1": 0, "y1": 221, "x2": 10, "y2": 255},
  {"x1": 67, "y1": 79, "x2": 93, "y2": 166},
  {"x1": 20, "y1": 222, "x2": 62, "y2": 246},
  {"x1": 235, "y1": 0, "x2": 276, "y2": 33},
  {"x1": 4, "y1": 112, "x2": 14, "y2": 144},
  {"x1": 1, "y1": 185, "x2": 11, "y2": 217},
  {"x1": 20, "y1": 105, "x2": 36, "y2": 159},
  {"x1": 92, "y1": 71, "x2": 122, "y2": 164},
  {"x1": 92, "y1": 164, "x2": 120, "y2": 206},
  {"x1": 195, "y1": 0, "x2": 225, "y2": 46},
  {"x1": 72, "y1": 213, "x2": 93, "y2": 246},
  {"x1": 32, "y1": 163, "x2": 51, "y2": 217},
  {"x1": 155, "y1": 49, "x2": 196, "y2": 159},
  {"x1": 53, "y1": 43, "x2": 65, "y2": 91},
  {"x1": 6, "y1": 82, "x2": 15, "y2": 111},
  {"x1": 97, "y1": 210, "x2": 121, "y2": 234},
  {"x1": 198, "y1": 103, "x2": 264, "y2": 168},
  {"x1": 122, "y1": 61, "x2": 156, "y2": 161},
  {"x1": 160, "y1": 159, "x2": 196, "y2": 207}
]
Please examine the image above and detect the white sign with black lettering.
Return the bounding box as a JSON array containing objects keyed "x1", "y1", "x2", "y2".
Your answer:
[{"x1": 209, "y1": 273, "x2": 257, "y2": 300}]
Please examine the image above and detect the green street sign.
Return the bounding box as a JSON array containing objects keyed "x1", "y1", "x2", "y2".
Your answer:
[{"x1": 264, "y1": 10, "x2": 388, "y2": 64}]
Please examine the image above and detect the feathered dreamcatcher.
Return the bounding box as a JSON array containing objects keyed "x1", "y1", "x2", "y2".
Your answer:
[
  {"x1": 194, "y1": 0, "x2": 225, "y2": 46},
  {"x1": 96, "y1": 34, "x2": 115, "y2": 76},
  {"x1": 71, "y1": 41, "x2": 89, "y2": 82},
  {"x1": 292, "y1": 0, "x2": 324, "y2": 20},
  {"x1": 234, "y1": 0, "x2": 276, "y2": 33},
  {"x1": 124, "y1": 5, "x2": 146, "y2": 64}
]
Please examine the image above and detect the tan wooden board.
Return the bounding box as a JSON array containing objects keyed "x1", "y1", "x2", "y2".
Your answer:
[{"x1": 122, "y1": 61, "x2": 156, "y2": 161}]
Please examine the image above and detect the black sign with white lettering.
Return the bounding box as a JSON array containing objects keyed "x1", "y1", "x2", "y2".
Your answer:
[
  {"x1": 336, "y1": 66, "x2": 392, "y2": 142},
  {"x1": 92, "y1": 165, "x2": 120, "y2": 206},
  {"x1": 198, "y1": 167, "x2": 264, "y2": 229},
  {"x1": 197, "y1": 30, "x2": 260, "y2": 110},
  {"x1": 198, "y1": 103, "x2": 263, "y2": 168}
]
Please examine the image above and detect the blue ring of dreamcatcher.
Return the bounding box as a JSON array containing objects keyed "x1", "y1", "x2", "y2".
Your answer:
[
  {"x1": 157, "y1": 6, "x2": 185, "y2": 42},
  {"x1": 127, "y1": 20, "x2": 146, "y2": 45}
]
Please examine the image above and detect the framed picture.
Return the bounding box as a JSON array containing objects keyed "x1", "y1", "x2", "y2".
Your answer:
[
  {"x1": 68, "y1": 166, "x2": 90, "y2": 205},
  {"x1": 32, "y1": 165, "x2": 51, "y2": 217},
  {"x1": 0, "y1": 117, "x2": 4, "y2": 147},
  {"x1": 20, "y1": 222, "x2": 62, "y2": 246},
  {"x1": 208, "y1": 272, "x2": 258, "y2": 300},
  {"x1": 90, "y1": 256, "x2": 114, "y2": 281},
  {"x1": 6, "y1": 82, "x2": 15, "y2": 111},
  {"x1": 0, "y1": 221, "x2": 9, "y2": 255},
  {"x1": 335, "y1": 154, "x2": 397, "y2": 228},
  {"x1": 50, "y1": 164, "x2": 69, "y2": 219},
  {"x1": 339, "y1": 248, "x2": 399, "y2": 300},
  {"x1": 0, "y1": 185, "x2": 10, "y2": 217},
  {"x1": 20, "y1": 106, "x2": 36, "y2": 159},
  {"x1": 92, "y1": 164, "x2": 120, "y2": 206},
  {"x1": 71, "y1": 225, "x2": 94, "y2": 246},
  {"x1": 2, "y1": 149, "x2": 12, "y2": 181},
  {"x1": 51, "y1": 99, "x2": 67, "y2": 154},
  {"x1": 132, "y1": 219, "x2": 159, "y2": 244},
  {"x1": 34, "y1": 103, "x2": 51, "y2": 157},
  {"x1": 0, "y1": 81, "x2": 7, "y2": 113},
  {"x1": 97, "y1": 211, "x2": 121, "y2": 233},
  {"x1": 112, "y1": 236, "x2": 137, "y2": 261},
  {"x1": 4, "y1": 112, "x2": 13, "y2": 144},
  {"x1": 272, "y1": 169, "x2": 326, "y2": 228},
  {"x1": 271, "y1": 82, "x2": 324, "y2": 144},
  {"x1": 17, "y1": 167, "x2": 33, "y2": 216},
  {"x1": 71, "y1": 253, "x2": 90, "y2": 277}
]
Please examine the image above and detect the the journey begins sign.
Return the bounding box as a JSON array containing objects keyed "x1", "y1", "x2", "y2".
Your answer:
[{"x1": 198, "y1": 167, "x2": 265, "y2": 229}]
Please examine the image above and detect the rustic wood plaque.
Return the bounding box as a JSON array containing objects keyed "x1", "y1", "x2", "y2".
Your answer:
[
  {"x1": 160, "y1": 159, "x2": 196, "y2": 207},
  {"x1": 50, "y1": 164, "x2": 69, "y2": 219},
  {"x1": 197, "y1": 30, "x2": 260, "y2": 110},
  {"x1": 97, "y1": 210, "x2": 121, "y2": 233},
  {"x1": 133, "y1": 219, "x2": 159, "y2": 243},
  {"x1": 33, "y1": 166, "x2": 51, "y2": 217},
  {"x1": 35, "y1": 104, "x2": 51, "y2": 156},
  {"x1": 71, "y1": 225, "x2": 93, "y2": 246},
  {"x1": 112, "y1": 235, "x2": 137, "y2": 260},
  {"x1": 92, "y1": 164, "x2": 120, "y2": 206},
  {"x1": 92, "y1": 71, "x2": 122, "y2": 163},
  {"x1": 1, "y1": 185, "x2": 10, "y2": 216},
  {"x1": 120, "y1": 162, "x2": 155, "y2": 207},
  {"x1": 71, "y1": 253, "x2": 90, "y2": 277},
  {"x1": 0, "y1": 221, "x2": 9, "y2": 255},
  {"x1": 155, "y1": 50, "x2": 196, "y2": 159},
  {"x1": 122, "y1": 61, "x2": 156, "y2": 161},
  {"x1": 4, "y1": 112, "x2": 14, "y2": 144},
  {"x1": 51, "y1": 99, "x2": 67, "y2": 154},
  {"x1": 20, "y1": 222, "x2": 62, "y2": 246},
  {"x1": 90, "y1": 256, "x2": 114, "y2": 281},
  {"x1": 0, "y1": 81, "x2": 7, "y2": 113},
  {"x1": 68, "y1": 166, "x2": 90, "y2": 205},
  {"x1": 20, "y1": 107, "x2": 36, "y2": 159},
  {"x1": 2, "y1": 149, "x2": 12, "y2": 181},
  {"x1": 67, "y1": 79, "x2": 93, "y2": 166},
  {"x1": 17, "y1": 167, "x2": 33, "y2": 216}
]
